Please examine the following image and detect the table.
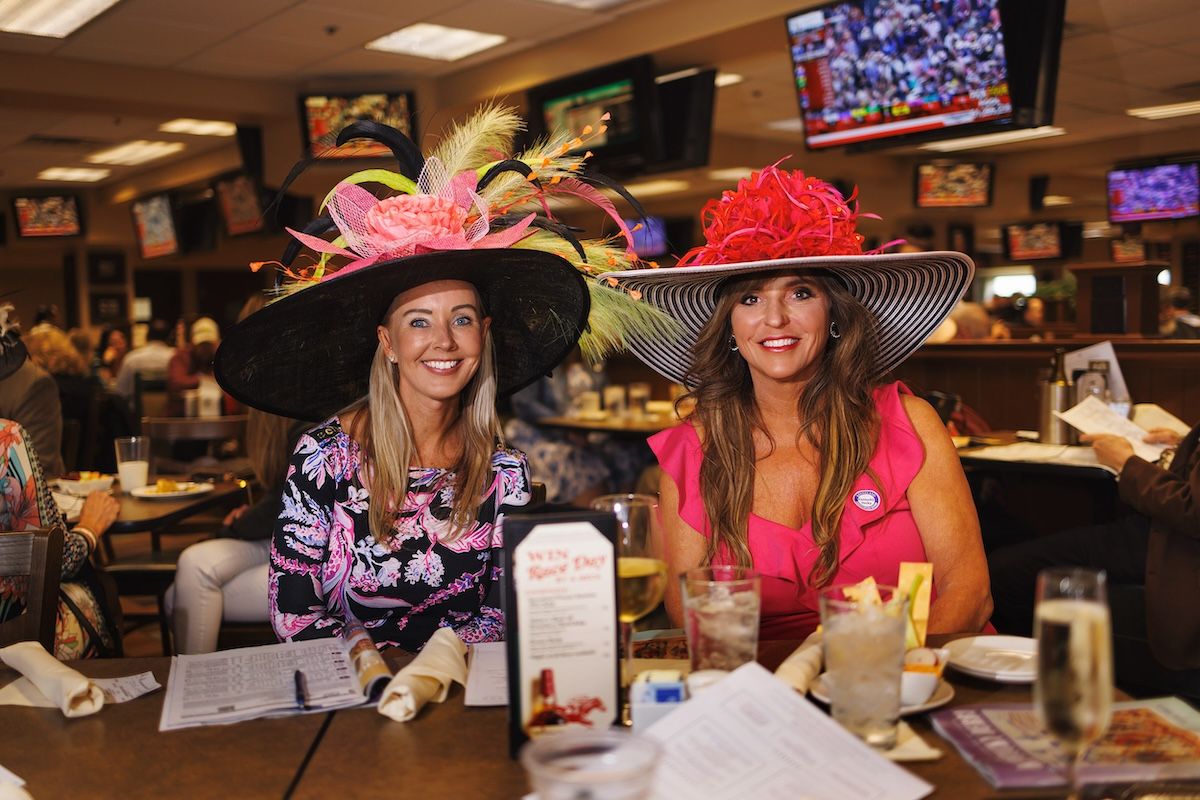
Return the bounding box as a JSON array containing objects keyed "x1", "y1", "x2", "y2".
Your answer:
[
  {"x1": 0, "y1": 640, "x2": 1113, "y2": 799},
  {"x1": 536, "y1": 415, "x2": 677, "y2": 436},
  {"x1": 0, "y1": 657, "x2": 328, "y2": 799},
  {"x1": 111, "y1": 478, "x2": 249, "y2": 538}
]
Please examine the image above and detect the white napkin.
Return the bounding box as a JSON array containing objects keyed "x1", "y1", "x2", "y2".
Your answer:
[
  {"x1": 377, "y1": 627, "x2": 467, "y2": 721},
  {"x1": 884, "y1": 721, "x2": 943, "y2": 762},
  {"x1": 0, "y1": 641, "x2": 104, "y2": 717},
  {"x1": 774, "y1": 630, "x2": 823, "y2": 694}
]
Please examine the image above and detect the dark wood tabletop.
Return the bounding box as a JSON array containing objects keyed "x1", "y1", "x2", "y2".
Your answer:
[
  {"x1": 110, "y1": 478, "x2": 249, "y2": 534},
  {"x1": 0, "y1": 657, "x2": 329, "y2": 800},
  {"x1": 0, "y1": 637, "x2": 1113, "y2": 799}
]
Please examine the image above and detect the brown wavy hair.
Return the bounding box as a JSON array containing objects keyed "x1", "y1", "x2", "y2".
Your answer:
[{"x1": 683, "y1": 270, "x2": 881, "y2": 589}]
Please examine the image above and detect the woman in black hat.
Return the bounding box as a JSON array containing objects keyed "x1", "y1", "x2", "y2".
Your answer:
[{"x1": 216, "y1": 106, "x2": 673, "y2": 651}]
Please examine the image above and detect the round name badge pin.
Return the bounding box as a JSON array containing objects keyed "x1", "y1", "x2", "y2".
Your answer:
[{"x1": 853, "y1": 490, "x2": 880, "y2": 511}]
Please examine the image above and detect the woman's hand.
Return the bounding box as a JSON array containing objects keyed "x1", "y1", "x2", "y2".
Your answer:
[
  {"x1": 223, "y1": 504, "x2": 250, "y2": 527},
  {"x1": 1080, "y1": 433, "x2": 1135, "y2": 473},
  {"x1": 77, "y1": 491, "x2": 119, "y2": 537},
  {"x1": 1143, "y1": 427, "x2": 1183, "y2": 447}
]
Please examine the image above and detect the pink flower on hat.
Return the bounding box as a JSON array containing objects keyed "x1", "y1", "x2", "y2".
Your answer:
[{"x1": 364, "y1": 194, "x2": 469, "y2": 251}]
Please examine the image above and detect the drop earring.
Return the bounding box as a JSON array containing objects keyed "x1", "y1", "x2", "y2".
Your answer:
[
  {"x1": 729, "y1": 335, "x2": 739, "y2": 352},
  {"x1": 829, "y1": 321, "x2": 841, "y2": 339}
]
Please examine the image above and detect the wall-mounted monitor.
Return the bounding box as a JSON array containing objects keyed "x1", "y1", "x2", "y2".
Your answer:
[
  {"x1": 299, "y1": 91, "x2": 416, "y2": 158},
  {"x1": 1002, "y1": 221, "x2": 1082, "y2": 262},
  {"x1": 915, "y1": 163, "x2": 993, "y2": 208},
  {"x1": 786, "y1": 0, "x2": 1064, "y2": 151},
  {"x1": 1106, "y1": 162, "x2": 1200, "y2": 223},
  {"x1": 131, "y1": 194, "x2": 180, "y2": 259},
  {"x1": 525, "y1": 56, "x2": 662, "y2": 175},
  {"x1": 12, "y1": 195, "x2": 83, "y2": 238},
  {"x1": 213, "y1": 173, "x2": 265, "y2": 236}
]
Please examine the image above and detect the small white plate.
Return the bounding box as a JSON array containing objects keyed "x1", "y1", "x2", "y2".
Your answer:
[
  {"x1": 809, "y1": 673, "x2": 955, "y2": 716},
  {"x1": 54, "y1": 476, "x2": 114, "y2": 496},
  {"x1": 944, "y1": 635, "x2": 1037, "y2": 683},
  {"x1": 129, "y1": 482, "x2": 215, "y2": 500}
]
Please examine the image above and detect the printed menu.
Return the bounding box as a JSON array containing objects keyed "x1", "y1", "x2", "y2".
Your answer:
[{"x1": 501, "y1": 511, "x2": 619, "y2": 756}]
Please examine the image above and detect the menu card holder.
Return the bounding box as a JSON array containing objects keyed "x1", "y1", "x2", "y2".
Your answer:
[{"x1": 501, "y1": 510, "x2": 619, "y2": 757}]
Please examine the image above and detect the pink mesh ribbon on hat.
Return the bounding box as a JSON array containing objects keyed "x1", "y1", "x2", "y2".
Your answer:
[{"x1": 285, "y1": 156, "x2": 537, "y2": 280}]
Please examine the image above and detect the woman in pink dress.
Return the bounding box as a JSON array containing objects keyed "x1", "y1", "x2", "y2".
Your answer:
[{"x1": 603, "y1": 166, "x2": 992, "y2": 639}]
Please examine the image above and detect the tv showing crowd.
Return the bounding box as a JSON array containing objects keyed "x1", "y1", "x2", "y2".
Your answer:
[{"x1": 791, "y1": 0, "x2": 1011, "y2": 141}]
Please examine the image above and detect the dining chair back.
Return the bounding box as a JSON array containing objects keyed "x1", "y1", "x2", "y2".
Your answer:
[{"x1": 0, "y1": 526, "x2": 65, "y2": 652}]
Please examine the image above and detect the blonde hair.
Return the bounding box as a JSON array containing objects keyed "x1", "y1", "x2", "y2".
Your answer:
[
  {"x1": 685, "y1": 272, "x2": 880, "y2": 588},
  {"x1": 25, "y1": 326, "x2": 88, "y2": 377},
  {"x1": 348, "y1": 324, "x2": 501, "y2": 547}
]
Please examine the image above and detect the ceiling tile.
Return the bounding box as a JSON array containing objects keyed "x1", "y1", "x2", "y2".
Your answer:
[
  {"x1": 1059, "y1": 32, "x2": 1143, "y2": 65},
  {"x1": 0, "y1": 31, "x2": 60, "y2": 56},
  {"x1": 428, "y1": 0, "x2": 598, "y2": 38},
  {"x1": 54, "y1": 18, "x2": 228, "y2": 66},
  {"x1": 1109, "y1": 9, "x2": 1200, "y2": 46},
  {"x1": 103, "y1": 0, "x2": 298, "y2": 32}
]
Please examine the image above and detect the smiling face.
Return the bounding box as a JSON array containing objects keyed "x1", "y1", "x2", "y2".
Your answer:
[
  {"x1": 727, "y1": 272, "x2": 832, "y2": 390},
  {"x1": 377, "y1": 279, "x2": 491, "y2": 409}
]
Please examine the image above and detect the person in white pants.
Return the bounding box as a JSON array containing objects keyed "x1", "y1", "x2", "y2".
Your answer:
[{"x1": 164, "y1": 526, "x2": 271, "y2": 654}]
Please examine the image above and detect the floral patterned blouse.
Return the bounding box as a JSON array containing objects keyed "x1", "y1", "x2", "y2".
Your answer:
[{"x1": 270, "y1": 418, "x2": 531, "y2": 651}]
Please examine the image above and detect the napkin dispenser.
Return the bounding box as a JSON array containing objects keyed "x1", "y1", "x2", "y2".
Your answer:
[{"x1": 630, "y1": 669, "x2": 686, "y2": 733}]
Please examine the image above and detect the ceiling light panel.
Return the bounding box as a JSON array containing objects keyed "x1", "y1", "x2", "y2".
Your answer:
[
  {"x1": 918, "y1": 126, "x2": 1066, "y2": 152},
  {"x1": 714, "y1": 73, "x2": 744, "y2": 88},
  {"x1": 0, "y1": 0, "x2": 119, "y2": 38},
  {"x1": 365, "y1": 23, "x2": 506, "y2": 61},
  {"x1": 39, "y1": 167, "x2": 110, "y2": 182},
  {"x1": 159, "y1": 118, "x2": 237, "y2": 137},
  {"x1": 530, "y1": 0, "x2": 631, "y2": 9},
  {"x1": 623, "y1": 179, "x2": 690, "y2": 197},
  {"x1": 87, "y1": 140, "x2": 185, "y2": 165},
  {"x1": 1126, "y1": 100, "x2": 1200, "y2": 120}
]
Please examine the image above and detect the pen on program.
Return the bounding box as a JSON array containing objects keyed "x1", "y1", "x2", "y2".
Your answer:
[{"x1": 294, "y1": 669, "x2": 310, "y2": 710}]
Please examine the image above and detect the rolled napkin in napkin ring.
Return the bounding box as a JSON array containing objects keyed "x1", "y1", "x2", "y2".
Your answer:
[
  {"x1": 377, "y1": 627, "x2": 469, "y2": 722},
  {"x1": 774, "y1": 629, "x2": 823, "y2": 694},
  {"x1": 0, "y1": 641, "x2": 105, "y2": 717}
]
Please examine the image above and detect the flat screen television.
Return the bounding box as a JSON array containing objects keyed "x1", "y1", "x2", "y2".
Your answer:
[
  {"x1": 299, "y1": 91, "x2": 416, "y2": 158},
  {"x1": 786, "y1": 0, "x2": 1064, "y2": 150},
  {"x1": 213, "y1": 172, "x2": 265, "y2": 236},
  {"x1": 525, "y1": 56, "x2": 662, "y2": 175},
  {"x1": 1002, "y1": 221, "x2": 1082, "y2": 261},
  {"x1": 131, "y1": 194, "x2": 180, "y2": 259},
  {"x1": 12, "y1": 195, "x2": 83, "y2": 238},
  {"x1": 1106, "y1": 162, "x2": 1200, "y2": 223},
  {"x1": 915, "y1": 162, "x2": 993, "y2": 208},
  {"x1": 651, "y1": 68, "x2": 717, "y2": 173}
]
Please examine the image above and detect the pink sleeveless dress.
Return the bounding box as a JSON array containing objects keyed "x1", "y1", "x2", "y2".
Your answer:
[{"x1": 649, "y1": 381, "x2": 932, "y2": 640}]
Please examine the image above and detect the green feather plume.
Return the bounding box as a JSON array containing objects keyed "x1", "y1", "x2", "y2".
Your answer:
[{"x1": 430, "y1": 103, "x2": 524, "y2": 177}]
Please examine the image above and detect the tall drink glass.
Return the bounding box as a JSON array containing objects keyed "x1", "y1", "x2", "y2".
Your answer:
[
  {"x1": 114, "y1": 436, "x2": 151, "y2": 492},
  {"x1": 818, "y1": 584, "x2": 908, "y2": 750},
  {"x1": 680, "y1": 566, "x2": 760, "y2": 672},
  {"x1": 590, "y1": 494, "x2": 666, "y2": 725},
  {"x1": 1034, "y1": 568, "x2": 1113, "y2": 799}
]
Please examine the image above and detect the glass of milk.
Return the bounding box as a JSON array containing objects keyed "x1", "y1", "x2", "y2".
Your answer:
[{"x1": 114, "y1": 436, "x2": 151, "y2": 492}]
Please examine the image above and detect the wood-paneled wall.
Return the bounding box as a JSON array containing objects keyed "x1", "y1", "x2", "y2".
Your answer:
[{"x1": 893, "y1": 339, "x2": 1200, "y2": 430}]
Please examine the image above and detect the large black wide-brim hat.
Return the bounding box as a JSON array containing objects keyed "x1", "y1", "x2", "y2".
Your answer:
[{"x1": 215, "y1": 249, "x2": 588, "y2": 421}]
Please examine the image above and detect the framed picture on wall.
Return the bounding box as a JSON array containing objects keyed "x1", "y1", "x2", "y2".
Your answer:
[
  {"x1": 88, "y1": 292, "x2": 128, "y2": 324},
  {"x1": 947, "y1": 223, "x2": 974, "y2": 255},
  {"x1": 87, "y1": 251, "x2": 126, "y2": 285}
]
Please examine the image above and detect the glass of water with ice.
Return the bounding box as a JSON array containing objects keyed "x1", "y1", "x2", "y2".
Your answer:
[
  {"x1": 680, "y1": 566, "x2": 761, "y2": 673},
  {"x1": 818, "y1": 584, "x2": 908, "y2": 750}
]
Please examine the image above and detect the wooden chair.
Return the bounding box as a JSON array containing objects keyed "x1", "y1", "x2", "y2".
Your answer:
[
  {"x1": 132, "y1": 374, "x2": 169, "y2": 432},
  {"x1": 0, "y1": 526, "x2": 65, "y2": 652}
]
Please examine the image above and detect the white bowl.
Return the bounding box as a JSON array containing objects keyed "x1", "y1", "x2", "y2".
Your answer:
[
  {"x1": 900, "y1": 671, "x2": 939, "y2": 706},
  {"x1": 56, "y1": 475, "x2": 114, "y2": 496}
]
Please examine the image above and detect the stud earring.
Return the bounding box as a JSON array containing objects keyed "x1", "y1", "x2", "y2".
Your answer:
[
  {"x1": 729, "y1": 335, "x2": 739, "y2": 352},
  {"x1": 829, "y1": 321, "x2": 841, "y2": 339}
]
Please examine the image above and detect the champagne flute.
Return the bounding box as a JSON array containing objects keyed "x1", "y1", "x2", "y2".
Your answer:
[
  {"x1": 590, "y1": 493, "x2": 667, "y2": 726},
  {"x1": 1034, "y1": 567, "x2": 1113, "y2": 799}
]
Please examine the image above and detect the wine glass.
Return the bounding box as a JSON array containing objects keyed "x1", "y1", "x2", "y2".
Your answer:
[
  {"x1": 590, "y1": 493, "x2": 667, "y2": 726},
  {"x1": 1034, "y1": 567, "x2": 1113, "y2": 799}
]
